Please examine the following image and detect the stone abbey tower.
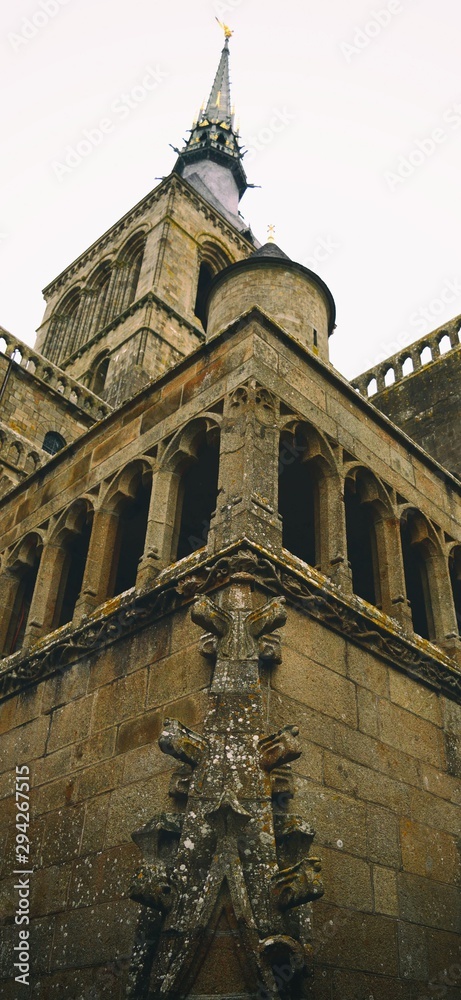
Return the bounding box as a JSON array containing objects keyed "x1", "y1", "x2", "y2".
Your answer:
[{"x1": 0, "y1": 28, "x2": 460, "y2": 1000}]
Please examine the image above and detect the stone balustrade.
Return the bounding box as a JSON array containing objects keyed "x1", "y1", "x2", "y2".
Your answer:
[
  {"x1": 351, "y1": 318, "x2": 461, "y2": 398},
  {"x1": 0, "y1": 327, "x2": 112, "y2": 420}
]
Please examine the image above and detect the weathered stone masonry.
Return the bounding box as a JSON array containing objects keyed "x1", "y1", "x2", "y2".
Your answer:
[{"x1": 0, "y1": 28, "x2": 460, "y2": 1000}]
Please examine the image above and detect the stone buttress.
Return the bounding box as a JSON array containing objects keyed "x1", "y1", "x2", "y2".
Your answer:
[{"x1": 126, "y1": 574, "x2": 323, "y2": 1000}]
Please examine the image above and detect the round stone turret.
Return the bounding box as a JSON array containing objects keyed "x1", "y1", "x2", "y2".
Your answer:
[{"x1": 205, "y1": 243, "x2": 336, "y2": 361}]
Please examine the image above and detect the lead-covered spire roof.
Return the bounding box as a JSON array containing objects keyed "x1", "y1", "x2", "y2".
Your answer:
[
  {"x1": 203, "y1": 33, "x2": 233, "y2": 126},
  {"x1": 173, "y1": 24, "x2": 247, "y2": 201}
]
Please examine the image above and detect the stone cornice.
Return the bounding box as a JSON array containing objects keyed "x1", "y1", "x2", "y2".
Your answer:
[{"x1": 0, "y1": 540, "x2": 459, "y2": 704}]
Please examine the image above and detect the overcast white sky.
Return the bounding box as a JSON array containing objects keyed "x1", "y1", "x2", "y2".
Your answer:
[{"x1": 1, "y1": 0, "x2": 461, "y2": 378}]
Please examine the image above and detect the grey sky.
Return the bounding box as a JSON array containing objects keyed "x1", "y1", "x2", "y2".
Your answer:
[{"x1": 1, "y1": 0, "x2": 460, "y2": 378}]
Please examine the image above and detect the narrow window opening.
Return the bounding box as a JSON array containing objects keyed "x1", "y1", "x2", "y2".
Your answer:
[
  {"x1": 176, "y1": 440, "x2": 220, "y2": 560},
  {"x1": 345, "y1": 480, "x2": 379, "y2": 606},
  {"x1": 400, "y1": 514, "x2": 433, "y2": 639},
  {"x1": 367, "y1": 378, "x2": 378, "y2": 397},
  {"x1": 112, "y1": 479, "x2": 152, "y2": 597},
  {"x1": 55, "y1": 511, "x2": 93, "y2": 629},
  {"x1": 449, "y1": 547, "x2": 461, "y2": 636},
  {"x1": 92, "y1": 356, "x2": 110, "y2": 397},
  {"x1": 439, "y1": 334, "x2": 451, "y2": 355},
  {"x1": 194, "y1": 262, "x2": 214, "y2": 330},
  {"x1": 420, "y1": 345, "x2": 432, "y2": 365},
  {"x1": 5, "y1": 546, "x2": 42, "y2": 654},
  {"x1": 313, "y1": 329, "x2": 318, "y2": 348},
  {"x1": 278, "y1": 434, "x2": 317, "y2": 567},
  {"x1": 124, "y1": 246, "x2": 144, "y2": 308},
  {"x1": 92, "y1": 266, "x2": 112, "y2": 332}
]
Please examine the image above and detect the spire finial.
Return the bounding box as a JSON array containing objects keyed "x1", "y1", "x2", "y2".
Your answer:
[
  {"x1": 267, "y1": 225, "x2": 276, "y2": 244},
  {"x1": 215, "y1": 17, "x2": 234, "y2": 40}
]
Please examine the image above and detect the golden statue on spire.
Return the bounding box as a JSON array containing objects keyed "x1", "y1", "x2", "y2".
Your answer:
[{"x1": 215, "y1": 17, "x2": 234, "y2": 39}]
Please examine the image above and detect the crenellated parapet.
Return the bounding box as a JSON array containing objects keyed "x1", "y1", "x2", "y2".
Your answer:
[
  {"x1": 351, "y1": 317, "x2": 461, "y2": 398},
  {"x1": 0, "y1": 327, "x2": 111, "y2": 421}
]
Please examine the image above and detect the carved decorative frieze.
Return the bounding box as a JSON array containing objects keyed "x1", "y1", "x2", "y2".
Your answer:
[
  {"x1": 127, "y1": 579, "x2": 323, "y2": 999},
  {"x1": 0, "y1": 541, "x2": 460, "y2": 704}
]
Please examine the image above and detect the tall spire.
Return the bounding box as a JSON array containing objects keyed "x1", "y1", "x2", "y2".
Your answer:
[
  {"x1": 203, "y1": 26, "x2": 233, "y2": 127},
  {"x1": 173, "y1": 24, "x2": 247, "y2": 214}
]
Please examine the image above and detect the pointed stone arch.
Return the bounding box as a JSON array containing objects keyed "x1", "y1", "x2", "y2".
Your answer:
[
  {"x1": 160, "y1": 417, "x2": 221, "y2": 562},
  {"x1": 194, "y1": 238, "x2": 234, "y2": 329},
  {"x1": 90, "y1": 350, "x2": 111, "y2": 397},
  {"x1": 101, "y1": 459, "x2": 153, "y2": 598},
  {"x1": 44, "y1": 497, "x2": 95, "y2": 630},
  {"x1": 6, "y1": 440, "x2": 22, "y2": 468},
  {"x1": 399, "y1": 507, "x2": 449, "y2": 640},
  {"x1": 85, "y1": 259, "x2": 113, "y2": 339},
  {"x1": 344, "y1": 465, "x2": 394, "y2": 610},
  {"x1": 110, "y1": 229, "x2": 148, "y2": 318},
  {"x1": 0, "y1": 532, "x2": 44, "y2": 655},
  {"x1": 278, "y1": 418, "x2": 341, "y2": 577},
  {"x1": 44, "y1": 285, "x2": 83, "y2": 363}
]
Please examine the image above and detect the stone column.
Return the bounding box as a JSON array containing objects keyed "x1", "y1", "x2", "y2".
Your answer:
[
  {"x1": 73, "y1": 507, "x2": 121, "y2": 621},
  {"x1": 0, "y1": 571, "x2": 21, "y2": 655},
  {"x1": 208, "y1": 384, "x2": 283, "y2": 555},
  {"x1": 23, "y1": 542, "x2": 67, "y2": 647},
  {"x1": 373, "y1": 515, "x2": 413, "y2": 627},
  {"x1": 136, "y1": 470, "x2": 181, "y2": 588},
  {"x1": 319, "y1": 472, "x2": 352, "y2": 592},
  {"x1": 426, "y1": 552, "x2": 459, "y2": 644}
]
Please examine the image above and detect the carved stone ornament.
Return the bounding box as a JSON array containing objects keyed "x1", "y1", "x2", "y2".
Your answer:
[
  {"x1": 126, "y1": 577, "x2": 323, "y2": 999},
  {"x1": 1, "y1": 541, "x2": 459, "y2": 705}
]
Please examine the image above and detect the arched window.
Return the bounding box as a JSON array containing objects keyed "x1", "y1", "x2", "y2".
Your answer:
[
  {"x1": 52, "y1": 504, "x2": 93, "y2": 629},
  {"x1": 43, "y1": 431, "x2": 66, "y2": 456},
  {"x1": 400, "y1": 510, "x2": 435, "y2": 640},
  {"x1": 91, "y1": 354, "x2": 110, "y2": 397},
  {"x1": 439, "y1": 334, "x2": 451, "y2": 355},
  {"x1": 449, "y1": 546, "x2": 461, "y2": 636},
  {"x1": 194, "y1": 262, "x2": 214, "y2": 329},
  {"x1": 109, "y1": 469, "x2": 152, "y2": 597},
  {"x1": 90, "y1": 263, "x2": 112, "y2": 334},
  {"x1": 44, "y1": 288, "x2": 82, "y2": 364},
  {"x1": 345, "y1": 471, "x2": 381, "y2": 607},
  {"x1": 121, "y1": 237, "x2": 145, "y2": 310},
  {"x1": 111, "y1": 233, "x2": 146, "y2": 320},
  {"x1": 194, "y1": 243, "x2": 232, "y2": 331},
  {"x1": 278, "y1": 430, "x2": 318, "y2": 567},
  {"x1": 174, "y1": 429, "x2": 220, "y2": 561},
  {"x1": 278, "y1": 424, "x2": 336, "y2": 573},
  {"x1": 3, "y1": 535, "x2": 42, "y2": 654}
]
